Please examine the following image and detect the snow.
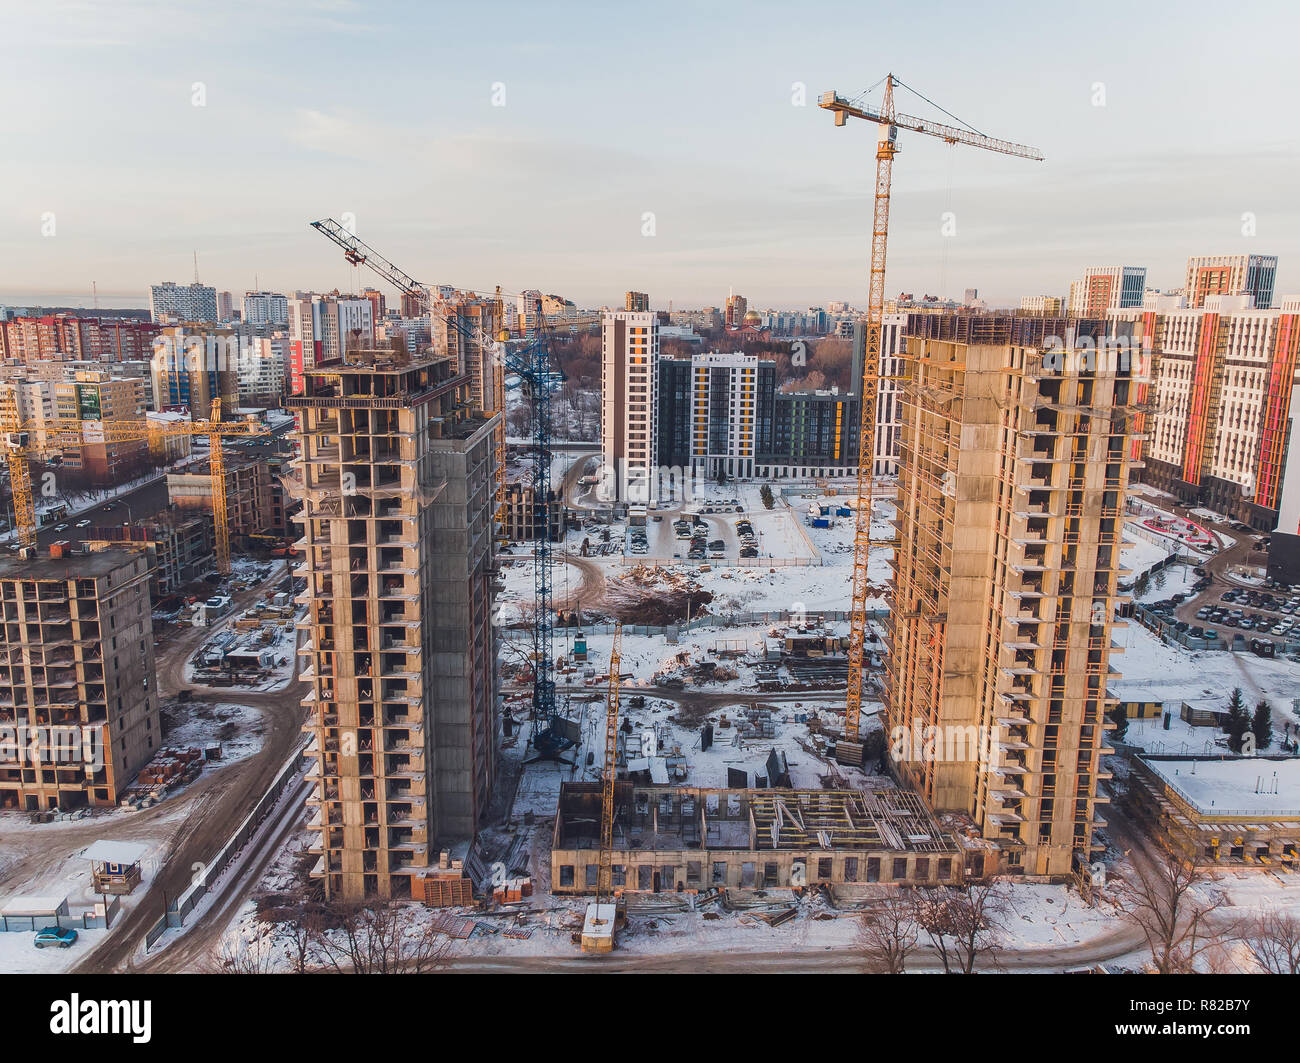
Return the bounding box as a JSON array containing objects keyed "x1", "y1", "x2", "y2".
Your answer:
[
  {"x1": 0, "y1": 927, "x2": 109, "y2": 973},
  {"x1": 161, "y1": 702, "x2": 267, "y2": 767},
  {"x1": 1144, "y1": 758, "x2": 1300, "y2": 814},
  {"x1": 1114, "y1": 617, "x2": 1300, "y2": 710}
]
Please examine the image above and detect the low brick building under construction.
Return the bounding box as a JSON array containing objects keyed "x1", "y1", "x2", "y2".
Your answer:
[{"x1": 552, "y1": 782, "x2": 991, "y2": 893}]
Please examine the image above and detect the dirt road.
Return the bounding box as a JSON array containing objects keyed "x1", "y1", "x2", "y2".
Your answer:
[{"x1": 72, "y1": 572, "x2": 307, "y2": 973}]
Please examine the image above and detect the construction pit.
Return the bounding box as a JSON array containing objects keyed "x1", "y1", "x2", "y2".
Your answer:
[{"x1": 552, "y1": 782, "x2": 985, "y2": 895}]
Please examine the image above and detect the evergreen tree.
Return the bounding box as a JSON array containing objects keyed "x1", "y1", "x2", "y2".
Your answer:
[
  {"x1": 1107, "y1": 703, "x2": 1129, "y2": 742},
  {"x1": 1252, "y1": 700, "x2": 1273, "y2": 751},
  {"x1": 760, "y1": 484, "x2": 775, "y2": 510},
  {"x1": 1224, "y1": 687, "x2": 1250, "y2": 752}
]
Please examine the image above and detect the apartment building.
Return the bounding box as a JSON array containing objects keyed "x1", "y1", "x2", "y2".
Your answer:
[
  {"x1": 1185, "y1": 253, "x2": 1277, "y2": 310},
  {"x1": 687, "y1": 352, "x2": 764, "y2": 481},
  {"x1": 151, "y1": 327, "x2": 241, "y2": 417},
  {"x1": 87, "y1": 513, "x2": 215, "y2": 597},
  {"x1": 287, "y1": 293, "x2": 375, "y2": 394},
  {"x1": 724, "y1": 293, "x2": 747, "y2": 329},
  {"x1": 1067, "y1": 266, "x2": 1146, "y2": 316},
  {"x1": 288, "y1": 350, "x2": 500, "y2": 900},
  {"x1": 625, "y1": 291, "x2": 650, "y2": 313},
  {"x1": 1137, "y1": 293, "x2": 1300, "y2": 526},
  {"x1": 54, "y1": 372, "x2": 150, "y2": 481},
  {"x1": 167, "y1": 449, "x2": 295, "y2": 540},
  {"x1": 1021, "y1": 295, "x2": 1064, "y2": 315},
  {"x1": 601, "y1": 311, "x2": 659, "y2": 502},
  {"x1": 433, "y1": 296, "x2": 502, "y2": 415},
  {"x1": 886, "y1": 313, "x2": 1139, "y2": 878},
  {"x1": 236, "y1": 336, "x2": 287, "y2": 407},
  {"x1": 243, "y1": 291, "x2": 290, "y2": 327},
  {"x1": 1, "y1": 315, "x2": 160, "y2": 364},
  {"x1": 862, "y1": 314, "x2": 907, "y2": 476},
  {"x1": 0, "y1": 377, "x2": 58, "y2": 459},
  {"x1": 149, "y1": 281, "x2": 219, "y2": 324},
  {"x1": 0, "y1": 546, "x2": 160, "y2": 811}
]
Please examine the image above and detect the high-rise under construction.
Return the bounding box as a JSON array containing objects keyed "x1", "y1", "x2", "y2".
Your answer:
[
  {"x1": 290, "y1": 349, "x2": 499, "y2": 901},
  {"x1": 885, "y1": 314, "x2": 1140, "y2": 878}
]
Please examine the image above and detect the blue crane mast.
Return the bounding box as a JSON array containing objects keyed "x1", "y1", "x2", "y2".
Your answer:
[{"x1": 308, "y1": 219, "x2": 573, "y2": 759}]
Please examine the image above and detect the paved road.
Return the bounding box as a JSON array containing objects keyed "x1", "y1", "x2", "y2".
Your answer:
[{"x1": 30, "y1": 475, "x2": 172, "y2": 548}]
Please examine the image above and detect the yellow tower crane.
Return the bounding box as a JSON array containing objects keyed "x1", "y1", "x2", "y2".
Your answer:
[
  {"x1": 0, "y1": 400, "x2": 268, "y2": 571},
  {"x1": 583, "y1": 619, "x2": 623, "y2": 954},
  {"x1": 818, "y1": 74, "x2": 1043, "y2": 764}
]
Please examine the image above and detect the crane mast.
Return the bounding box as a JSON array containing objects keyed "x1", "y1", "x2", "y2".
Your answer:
[
  {"x1": 819, "y1": 74, "x2": 1042, "y2": 762},
  {"x1": 309, "y1": 220, "x2": 573, "y2": 758},
  {"x1": 596, "y1": 620, "x2": 624, "y2": 905},
  {"x1": 0, "y1": 398, "x2": 265, "y2": 566}
]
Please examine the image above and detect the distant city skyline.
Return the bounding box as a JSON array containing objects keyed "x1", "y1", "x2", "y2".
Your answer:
[{"x1": 3, "y1": 0, "x2": 1296, "y2": 308}]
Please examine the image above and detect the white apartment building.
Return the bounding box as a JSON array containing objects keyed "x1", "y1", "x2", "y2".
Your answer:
[
  {"x1": 149, "y1": 281, "x2": 219, "y2": 324},
  {"x1": 1067, "y1": 266, "x2": 1146, "y2": 316},
  {"x1": 600, "y1": 311, "x2": 659, "y2": 502},
  {"x1": 1135, "y1": 293, "x2": 1300, "y2": 525},
  {"x1": 0, "y1": 378, "x2": 58, "y2": 458},
  {"x1": 1184, "y1": 253, "x2": 1278, "y2": 310},
  {"x1": 243, "y1": 291, "x2": 289, "y2": 326},
  {"x1": 237, "y1": 337, "x2": 285, "y2": 404},
  {"x1": 872, "y1": 314, "x2": 906, "y2": 476},
  {"x1": 688, "y1": 352, "x2": 759, "y2": 481},
  {"x1": 1020, "y1": 295, "x2": 1064, "y2": 314}
]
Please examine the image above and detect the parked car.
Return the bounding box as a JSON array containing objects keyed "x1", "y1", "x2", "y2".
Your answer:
[{"x1": 34, "y1": 927, "x2": 78, "y2": 949}]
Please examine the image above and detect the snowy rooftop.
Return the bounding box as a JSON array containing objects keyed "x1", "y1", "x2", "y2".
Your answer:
[{"x1": 1143, "y1": 757, "x2": 1300, "y2": 817}]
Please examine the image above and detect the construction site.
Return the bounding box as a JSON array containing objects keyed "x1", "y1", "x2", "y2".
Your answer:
[{"x1": 551, "y1": 782, "x2": 973, "y2": 893}]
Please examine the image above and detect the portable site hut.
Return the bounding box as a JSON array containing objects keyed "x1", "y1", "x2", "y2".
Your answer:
[
  {"x1": 82, "y1": 839, "x2": 149, "y2": 895},
  {"x1": 1, "y1": 895, "x2": 68, "y2": 919}
]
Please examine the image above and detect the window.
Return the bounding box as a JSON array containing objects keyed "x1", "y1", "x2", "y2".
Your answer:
[{"x1": 558, "y1": 865, "x2": 575, "y2": 887}]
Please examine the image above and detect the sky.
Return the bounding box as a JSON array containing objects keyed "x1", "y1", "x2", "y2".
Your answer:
[{"x1": 2, "y1": 0, "x2": 1297, "y2": 311}]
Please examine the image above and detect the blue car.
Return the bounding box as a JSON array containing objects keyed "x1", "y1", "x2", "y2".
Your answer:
[{"x1": 34, "y1": 927, "x2": 78, "y2": 949}]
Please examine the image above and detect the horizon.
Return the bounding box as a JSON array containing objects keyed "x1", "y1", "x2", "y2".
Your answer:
[{"x1": 4, "y1": 0, "x2": 1296, "y2": 307}]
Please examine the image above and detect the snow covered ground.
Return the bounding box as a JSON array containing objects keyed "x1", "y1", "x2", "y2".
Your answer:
[
  {"x1": 0, "y1": 828, "x2": 170, "y2": 974},
  {"x1": 1113, "y1": 616, "x2": 1300, "y2": 711},
  {"x1": 161, "y1": 702, "x2": 267, "y2": 767}
]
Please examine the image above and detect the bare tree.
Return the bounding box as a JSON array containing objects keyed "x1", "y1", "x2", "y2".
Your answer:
[
  {"x1": 1116, "y1": 850, "x2": 1227, "y2": 974},
  {"x1": 913, "y1": 882, "x2": 1008, "y2": 974},
  {"x1": 213, "y1": 929, "x2": 279, "y2": 974},
  {"x1": 1238, "y1": 910, "x2": 1300, "y2": 974},
  {"x1": 856, "y1": 890, "x2": 919, "y2": 974},
  {"x1": 309, "y1": 899, "x2": 451, "y2": 974}
]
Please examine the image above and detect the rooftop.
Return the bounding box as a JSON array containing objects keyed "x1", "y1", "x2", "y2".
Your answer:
[
  {"x1": 0, "y1": 545, "x2": 143, "y2": 582},
  {"x1": 1143, "y1": 756, "x2": 1300, "y2": 817}
]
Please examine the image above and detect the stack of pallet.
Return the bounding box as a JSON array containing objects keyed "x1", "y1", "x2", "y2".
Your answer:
[{"x1": 492, "y1": 876, "x2": 533, "y2": 904}]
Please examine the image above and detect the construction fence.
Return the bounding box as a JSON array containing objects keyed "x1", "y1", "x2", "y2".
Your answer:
[
  {"x1": 0, "y1": 896, "x2": 120, "y2": 933},
  {"x1": 143, "y1": 741, "x2": 307, "y2": 949}
]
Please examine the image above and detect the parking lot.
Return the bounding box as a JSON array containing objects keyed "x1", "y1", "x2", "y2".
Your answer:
[{"x1": 1196, "y1": 586, "x2": 1300, "y2": 642}]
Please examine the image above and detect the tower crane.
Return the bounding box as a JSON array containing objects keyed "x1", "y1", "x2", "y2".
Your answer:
[
  {"x1": 583, "y1": 619, "x2": 623, "y2": 953},
  {"x1": 0, "y1": 398, "x2": 267, "y2": 569},
  {"x1": 309, "y1": 219, "x2": 573, "y2": 758},
  {"x1": 818, "y1": 75, "x2": 1042, "y2": 764}
]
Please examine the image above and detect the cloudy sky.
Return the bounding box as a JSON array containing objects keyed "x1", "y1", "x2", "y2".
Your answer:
[{"x1": 3, "y1": 0, "x2": 1296, "y2": 310}]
